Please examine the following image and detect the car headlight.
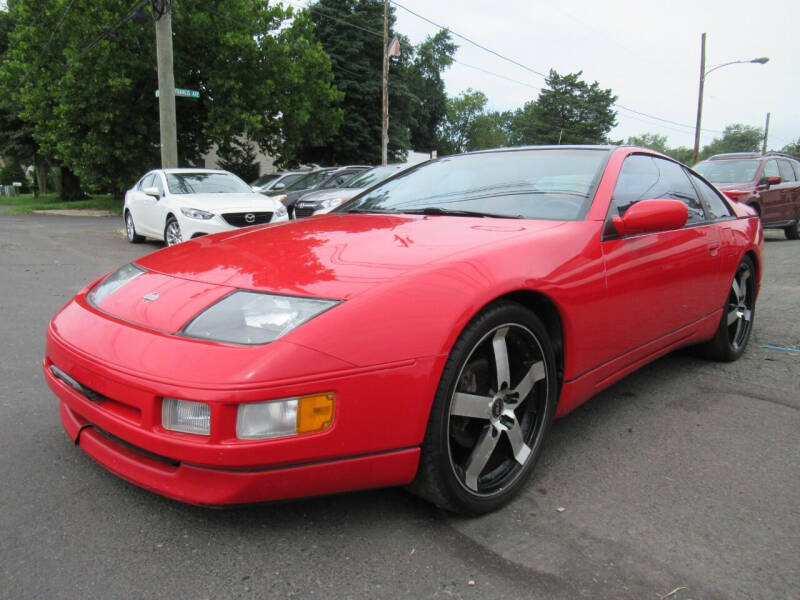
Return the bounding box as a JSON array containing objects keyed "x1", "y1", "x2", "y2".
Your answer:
[
  {"x1": 273, "y1": 204, "x2": 288, "y2": 220},
  {"x1": 87, "y1": 263, "x2": 144, "y2": 306},
  {"x1": 182, "y1": 291, "x2": 340, "y2": 345},
  {"x1": 317, "y1": 197, "x2": 346, "y2": 213},
  {"x1": 180, "y1": 207, "x2": 215, "y2": 220},
  {"x1": 237, "y1": 393, "x2": 335, "y2": 440}
]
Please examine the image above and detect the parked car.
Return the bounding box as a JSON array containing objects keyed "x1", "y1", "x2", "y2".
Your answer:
[
  {"x1": 694, "y1": 152, "x2": 800, "y2": 239},
  {"x1": 282, "y1": 165, "x2": 370, "y2": 218},
  {"x1": 294, "y1": 164, "x2": 410, "y2": 218},
  {"x1": 123, "y1": 168, "x2": 289, "y2": 246},
  {"x1": 250, "y1": 171, "x2": 309, "y2": 195},
  {"x1": 45, "y1": 146, "x2": 761, "y2": 515}
]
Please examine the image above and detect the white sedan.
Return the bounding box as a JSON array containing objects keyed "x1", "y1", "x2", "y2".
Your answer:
[{"x1": 123, "y1": 168, "x2": 289, "y2": 246}]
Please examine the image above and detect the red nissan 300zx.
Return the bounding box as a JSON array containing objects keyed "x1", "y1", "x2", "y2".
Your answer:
[{"x1": 44, "y1": 146, "x2": 762, "y2": 514}]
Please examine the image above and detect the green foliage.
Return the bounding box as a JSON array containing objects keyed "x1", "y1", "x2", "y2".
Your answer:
[
  {"x1": 216, "y1": 138, "x2": 260, "y2": 183},
  {"x1": 437, "y1": 89, "x2": 511, "y2": 154},
  {"x1": 510, "y1": 70, "x2": 617, "y2": 145},
  {"x1": 699, "y1": 123, "x2": 762, "y2": 160},
  {"x1": 626, "y1": 133, "x2": 669, "y2": 153},
  {"x1": 780, "y1": 137, "x2": 800, "y2": 158},
  {"x1": 0, "y1": 154, "x2": 28, "y2": 190},
  {"x1": 0, "y1": 0, "x2": 342, "y2": 194},
  {"x1": 405, "y1": 29, "x2": 456, "y2": 152},
  {"x1": 301, "y1": 0, "x2": 400, "y2": 164},
  {"x1": 301, "y1": 1, "x2": 454, "y2": 163}
]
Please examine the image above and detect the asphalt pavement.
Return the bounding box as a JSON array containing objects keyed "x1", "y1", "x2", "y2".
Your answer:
[{"x1": 1, "y1": 213, "x2": 797, "y2": 600}]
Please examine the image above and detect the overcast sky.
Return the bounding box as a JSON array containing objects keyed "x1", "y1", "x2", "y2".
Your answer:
[{"x1": 392, "y1": 0, "x2": 799, "y2": 151}]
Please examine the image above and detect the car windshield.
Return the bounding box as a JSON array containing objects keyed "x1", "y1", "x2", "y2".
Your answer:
[
  {"x1": 286, "y1": 170, "x2": 332, "y2": 191},
  {"x1": 251, "y1": 174, "x2": 279, "y2": 187},
  {"x1": 342, "y1": 165, "x2": 402, "y2": 189},
  {"x1": 694, "y1": 159, "x2": 760, "y2": 184},
  {"x1": 339, "y1": 149, "x2": 607, "y2": 220},
  {"x1": 166, "y1": 172, "x2": 251, "y2": 194}
]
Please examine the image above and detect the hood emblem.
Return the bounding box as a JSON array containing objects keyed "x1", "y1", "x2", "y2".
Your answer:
[
  {"x1": 244, "y1": 213, "x2": 256, "y2": 224},
  {"x1": 142, "y1": 291, "x2": 160, "y2": 302}
]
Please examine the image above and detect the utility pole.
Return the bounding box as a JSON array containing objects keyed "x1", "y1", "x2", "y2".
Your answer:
[
  {"x1": 692, "y1": 32, "x2": 706, "y2": 166},
  {"x1": 381, "y1": 0, "x2": 389, "y2": 166},
  {"x1": 154, "y1": 0, "x2": 178, "y2": 168},
  {"x1": 762, "y1": 112, "x2": 770, "y2": 154}
]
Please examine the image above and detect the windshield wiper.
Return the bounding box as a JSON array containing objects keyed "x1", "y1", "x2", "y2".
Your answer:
[{"x1": 399, "y1": 207, "x2": 521, "y2": 219}]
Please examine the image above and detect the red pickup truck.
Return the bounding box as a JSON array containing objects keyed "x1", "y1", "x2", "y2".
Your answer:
[{"x1": 694, "y1": 152, "x2": 800, "y2": 239}]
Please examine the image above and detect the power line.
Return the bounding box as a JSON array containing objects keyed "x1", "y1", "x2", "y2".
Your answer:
[
  {"x1": 390, "y1": 0, "x2": 547, "y2": 79},
  {"x1": 67, "y1": 0, "x2": 148, "y2": 68},
  {"x1": 389, "y1": 0, "x2": 737, "y2": 137}
]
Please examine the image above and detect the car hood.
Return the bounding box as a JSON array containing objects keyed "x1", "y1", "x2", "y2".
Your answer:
[
  {"x1": 136, "y1": 213, "x2": 565, "y2": 300},
  {"x1": 171, "y1": 192, "x2": 281, "y2": 212},
  {"x1": 296, "y1": 188, "x2": 364, "y2": 204}
]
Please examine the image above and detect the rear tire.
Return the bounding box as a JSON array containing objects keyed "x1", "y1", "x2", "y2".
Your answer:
[
  {"x1": 408, "y1": 301, "x2": 558, "y2": 515},
  {"x1": 784, "y1": 219, "x2": 799, "y2": 240},
  {"x1": 694, "y1": 255, "x2": 756, "y2": 362}
]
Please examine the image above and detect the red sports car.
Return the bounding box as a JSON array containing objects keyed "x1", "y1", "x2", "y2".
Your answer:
[{"x1": 44, "y1": 146, "x2": 762, "y2": 514}]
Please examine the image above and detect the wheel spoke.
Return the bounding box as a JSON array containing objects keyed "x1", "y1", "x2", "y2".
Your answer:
[
  {"x1": 451, "y1": 392, "x2": 492, "y2": 420},
  {"x1": 726, "y1": 307, "x2": 740, "y2": 326},
  {"x1": 741, "y1": 308, "x2": 752, "y2": 322},
  {"x1": 492, "y1": 327, "x2": 511, "y2": 390},
  {"x1": 464, "y1": 426, "x2": 500, "y2": 491},
  {"x1": 731, "y1": 278, "x2": 742, "y2": 303},
  {"x1": 512, "y1": 360, "x2": 545, "y2": 402},
  {"x1": 738, "y1": 269, "x2": 750, "y2": 299},
  {"x1": 505, "y1": 419, "x2": 532, "y2": 465}
]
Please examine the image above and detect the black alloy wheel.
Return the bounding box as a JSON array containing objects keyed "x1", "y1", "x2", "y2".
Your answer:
[{"x1": 409, "y1": 301, "x2": 557, "y2": 515}]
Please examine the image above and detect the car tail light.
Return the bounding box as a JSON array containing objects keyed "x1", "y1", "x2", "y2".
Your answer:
[
  {"x1": 722, "y1": 189, "x2": 751, "y2": 201},
  {"x1": 236, "y1": 393, "x2": 335, "y2": 440}
]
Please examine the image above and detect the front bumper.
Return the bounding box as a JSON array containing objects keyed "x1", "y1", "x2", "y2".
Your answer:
[
  {"x1": 44, "y1": 301, "x2": 440, "y2": 505},
  {"x1": 178, "y1": 211, "x2": 288, "y2": 239}
]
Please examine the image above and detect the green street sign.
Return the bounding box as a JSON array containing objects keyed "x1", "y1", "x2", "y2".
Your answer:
[{"x1": 154, "y1": 88, "x2": 200, "y2": 99}]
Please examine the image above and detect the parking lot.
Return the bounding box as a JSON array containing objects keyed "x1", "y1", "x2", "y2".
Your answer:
[{"x1": 1, "y1": 212, "x2": 798, "y2": 600}]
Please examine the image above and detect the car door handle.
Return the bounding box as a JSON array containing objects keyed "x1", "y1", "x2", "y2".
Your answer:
[{"x1": 709, "y1": 244, "x2": 720, "y2": 257}]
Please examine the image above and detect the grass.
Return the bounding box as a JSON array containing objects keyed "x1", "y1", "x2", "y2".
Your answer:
[{"x1": 0, "y1": 193, "x2": 123, "y2": 215}]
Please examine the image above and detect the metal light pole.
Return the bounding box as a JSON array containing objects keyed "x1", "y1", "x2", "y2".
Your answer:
[
  {"x1": 692, "y1": 33, "x2": 768, "y2": 165},
  {"x1": 154, "y1": 0, "x2": 178, "y2": 168}
]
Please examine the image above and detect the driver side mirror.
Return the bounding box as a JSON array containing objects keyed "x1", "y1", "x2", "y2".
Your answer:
[
  {"x1": 143, "y1": 186, "x2": 161, "y2": 198},
  {"x1": 612, "y1": 199, "x2": 688, "y2": 236},
  {"x1": 273, "y1": 182, "x2": 286, "y2": 191},
  {"x1": 759, "y1": 175, "x2": 781, "y2": 188}
]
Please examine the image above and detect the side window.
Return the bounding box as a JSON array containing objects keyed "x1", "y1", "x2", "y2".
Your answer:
[
  {"x1": 690, "y1": 173, "x2": 733, "y2": 219},
  {"x1": 777, "y1": 160, "x2": 796, "y2": 182},
  {"x1": 610, "y1": 154, "x2": 705, "y2": 224},
  {"x1": 138, "y1": 174, "x2": 154, "y2": 191},
  {"x1": 763, "y1": 160, "x2": 780, "y2": 179},
  {"x1": 791, "y1": 160, "x2": 800, "y2": 181}
]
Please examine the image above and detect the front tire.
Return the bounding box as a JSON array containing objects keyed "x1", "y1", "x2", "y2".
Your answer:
[
  {"x1": 409, "y1": 301, "x2": 558, "y2": 515},
  {"x1": 695, "y1": 255, "x2": 756, "y2": 361},
  {"x1": 784, "y1": 219, "x2": 799, "y2": 240},
  {"x1": 164, "y1": 216, "x2": 182, "y2": 246},
  {"x1": 124, "y1": 211, "x2": 144, "y2": 243}
]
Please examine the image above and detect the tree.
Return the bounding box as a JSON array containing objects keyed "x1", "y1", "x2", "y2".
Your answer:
[
  {"x1": 780, "y1": 137, "x2": 800, "y2": 158},
  {"x1": 699, "y1": 123, "x2": 762, "y2": 160},
  {"x1": 300, "y1": 0, "x2": 415, "y2": 165},
  {"x1": 467, "y1": 110, "x2": 511, "y2": 151},
  {"x1": 626, "y1": 133, "x2": 669, "y2": 153},
  {"x1": 0, "y1": 0, "x2": 342, "y2": 195},
  {"x1": 405, "y1": 29, "x2": 456, "y2": 152},
  {"x1": 438, "y1": 89, "x2": 489, "y2": 154},
  {"x1": 510, "y1": 69, "x2": 617, "y2": 145},
  {"x1": 216, "y1": 138, "x2": 260, "y2": 183}
]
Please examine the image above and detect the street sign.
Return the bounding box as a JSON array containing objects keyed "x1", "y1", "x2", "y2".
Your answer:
[{"x1": 154, "y1": 88, "x2": 200, "y2": 99}]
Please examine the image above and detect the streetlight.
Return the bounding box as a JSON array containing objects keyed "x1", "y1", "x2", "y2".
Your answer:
[{"x1": 692, "y1": 32, "x2": 769, "y2": 165}]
